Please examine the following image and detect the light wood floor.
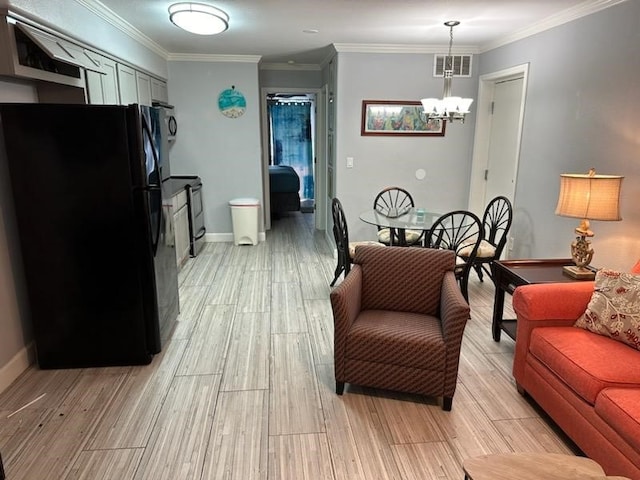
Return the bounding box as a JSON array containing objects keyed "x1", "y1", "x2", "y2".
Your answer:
[{"x1": 0, "y1": 212, "x2": 577, "y2": 479}]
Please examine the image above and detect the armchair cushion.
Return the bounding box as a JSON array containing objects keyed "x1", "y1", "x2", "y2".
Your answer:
[
  {"x1": 574, "y1": 270, "x2": 640, "y2": 350},
  {"x1": 595, "y1": 388, "x2": 640, "y2": 449}
]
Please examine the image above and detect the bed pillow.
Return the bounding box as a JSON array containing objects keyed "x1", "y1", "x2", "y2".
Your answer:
[{"x1": 574, "y1": 269, "x2": 640, "y2": 350}]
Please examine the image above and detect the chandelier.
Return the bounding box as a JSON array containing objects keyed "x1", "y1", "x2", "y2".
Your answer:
[{"x1": 421, "y1": 21, "x2": 473, "y2": 123}]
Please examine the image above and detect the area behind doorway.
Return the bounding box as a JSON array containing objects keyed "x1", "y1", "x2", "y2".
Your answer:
[{"x1": 266, "y1": 92, "x2": 316, "y2": 214}]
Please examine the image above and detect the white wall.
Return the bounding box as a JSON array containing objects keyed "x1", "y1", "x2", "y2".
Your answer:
[
  {"x1": 167, "y1": 60, "x2": 263, "y2": 238},
  {"x1": 479, "y1": 1, "x2": 640, "y2": 271},
  {"x1": 334, "y1": 52, "x2": 478, "y2": 242}
]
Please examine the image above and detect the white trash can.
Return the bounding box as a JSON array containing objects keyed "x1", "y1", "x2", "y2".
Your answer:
[{"x1": 229, "y1": 197, "x2": 260, "y2": 245}]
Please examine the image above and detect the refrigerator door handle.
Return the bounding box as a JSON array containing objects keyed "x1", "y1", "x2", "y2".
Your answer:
[{"x1": 141, "y1": 113, "x2": 162, "y2": 255}]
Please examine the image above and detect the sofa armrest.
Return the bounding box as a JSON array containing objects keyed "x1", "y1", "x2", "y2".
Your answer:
[
  {"x1": 330, "y1": 265, "x2": 363, "y2": 378},
  {"x1": 512, "y1": 281, "x2": 594, "y2": 382}
]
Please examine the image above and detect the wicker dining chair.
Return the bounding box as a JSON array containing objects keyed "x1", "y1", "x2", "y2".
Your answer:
[
  {"x1": 373, "y1": 187, "x2": 423, "y2": 246},
  {"x1": 330, "y1": 198, "x2": 383, "y2": 287},
  {"x1": 460, "y1": 196, "x2": 513, "y2": 284},
  {"x1": 426, "y1": 210, "x2": 483, "y2": 302}
]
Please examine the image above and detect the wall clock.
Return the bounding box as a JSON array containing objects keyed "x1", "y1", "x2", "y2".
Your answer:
[{"x1": 218, "y1": 86, "x2": 246, "y2": 118}]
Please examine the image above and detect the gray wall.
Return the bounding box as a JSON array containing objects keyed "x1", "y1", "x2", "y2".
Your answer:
[
  {"x1": 333, "y1": 52, "x2": 477, "y2": 242},
  {"x1": 259, "y1": 68, "x2": 323, "y2": 89},
  {"x1": 167, "y1": 60, "x2": 263, "y2": 237},
  {"x1": 479, "y1": 0, "x2": 640, "y2": 270}
]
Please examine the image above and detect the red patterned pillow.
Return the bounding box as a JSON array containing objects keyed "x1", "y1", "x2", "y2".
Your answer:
[{"x1": 574, "y1": 269, "x2": 640, "y2": 350}]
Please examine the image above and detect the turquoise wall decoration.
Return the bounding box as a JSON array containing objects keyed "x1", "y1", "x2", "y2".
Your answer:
[{"x1": 218, "y1": 86, "x2": 246, "y2": 118}]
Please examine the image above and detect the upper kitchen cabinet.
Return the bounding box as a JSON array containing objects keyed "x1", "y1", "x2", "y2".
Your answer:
[
  {"x1": 151, "y1": 77, "x2": 169, "y2": 104},
  {"x1": 85, "y1": 53, "x2": 119, "y2": 105},
  {"x1": 135, "y1": 71, "x2": 152, "y2": 106},
  {"x1": 117, "y1": 63, "x2": 138, "y2": 105},
  {"x1": 0, "y1": 14, "x2": 86, "y2": 89}
]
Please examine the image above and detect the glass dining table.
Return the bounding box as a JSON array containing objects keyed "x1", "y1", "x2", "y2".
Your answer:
[{"x1": 359, "y1": 207, "x2": 442, "y2": 246}]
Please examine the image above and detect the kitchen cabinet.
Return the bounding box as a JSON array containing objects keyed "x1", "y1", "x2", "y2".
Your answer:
[
  {"x1": 136, "y1": 71, "x2": 152, "y2": 106},
  {"x1": 85, "y1": 53, "x2": 119, "y2": 104},
  {"x1": 117, "y1": 63, "x2": 137, "y2": 105},
  {"x1": 151, "y1": 78, "x2": 168, "y2": 104},
  {"x1": 172, "y1": 189, "x2": 190, "y2": 269}
]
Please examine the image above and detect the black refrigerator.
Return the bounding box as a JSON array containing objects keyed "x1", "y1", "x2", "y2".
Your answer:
[{"x1": 0, "y1": 103, "x2": 179, "y2": 369}]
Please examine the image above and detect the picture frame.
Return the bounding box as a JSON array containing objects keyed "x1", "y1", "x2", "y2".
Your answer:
[{"x1": 361, "y1": 100, "x2": 446, "y2": 136}]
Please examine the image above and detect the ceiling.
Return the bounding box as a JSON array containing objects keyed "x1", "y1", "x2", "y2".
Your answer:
[{"x1": 96, "y1": 0, "x2": 613, "y2": 66}]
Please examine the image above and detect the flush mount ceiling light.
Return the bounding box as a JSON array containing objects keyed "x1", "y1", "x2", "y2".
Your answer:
[
  {"x1": 169, "y1": 3, "x2": 229, "y2": 35},
  {"x1": 421, "y1": 21, "x2": 474, "y2": 124}
]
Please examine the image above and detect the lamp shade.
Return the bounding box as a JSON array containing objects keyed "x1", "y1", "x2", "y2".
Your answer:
[
  {"x1": 169, "y1": 3, "x2": 229, "y2": 35},
  {"x1": 555, "y1": 173, "x2": 623, "y2": 221}
]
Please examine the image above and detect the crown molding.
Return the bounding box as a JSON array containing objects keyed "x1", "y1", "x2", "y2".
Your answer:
[
  {"x1": 333, "y1": 43, "x2": 480, "y2": 55},
  {"x1": 168, "y1": 53, "x2": 262, "y2": 63},
  {"x1": 260, "y1": 63, "x2": 321, "y2": 71},
  {"x1": 480, "y1": 0, "x2": 628, "y2": 53},
  {"x1": 74, "y1": 0, "x2": 170, "y2": 59}
]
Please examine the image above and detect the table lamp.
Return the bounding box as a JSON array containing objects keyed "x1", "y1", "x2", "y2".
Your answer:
[{"x1": 555, "y1": 168, "x2": 623, "y2": 279}]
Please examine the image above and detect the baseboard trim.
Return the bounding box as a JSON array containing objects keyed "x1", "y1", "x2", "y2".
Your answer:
[
  {"x1": 204, "y1": 232, "x2": 266, "y2": 243},
  {"x1": 0, "y1": 343, "x2": 35, "y2": 394}
]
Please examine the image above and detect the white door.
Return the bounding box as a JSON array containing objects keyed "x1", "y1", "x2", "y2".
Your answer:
[{"x1": 484, "y1": 77, "x2": 524, "y2": 204}]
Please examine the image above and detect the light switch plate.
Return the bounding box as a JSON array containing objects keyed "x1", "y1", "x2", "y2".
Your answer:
[{"x1": 346, "y1": 156, "x2": 354, "y2": 168}]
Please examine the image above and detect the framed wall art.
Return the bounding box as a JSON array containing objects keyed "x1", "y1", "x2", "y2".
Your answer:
[{"x1": 361, "y1": 100, "x2": 446, "y2": 136}]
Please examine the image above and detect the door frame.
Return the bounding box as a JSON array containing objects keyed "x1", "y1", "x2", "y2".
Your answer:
[
  {"x1": 468, "y1": 63, "x2": 529, "y2": 215},
  {"x1": 260, "y1": 86, "x2": 325, "y2": 231}
]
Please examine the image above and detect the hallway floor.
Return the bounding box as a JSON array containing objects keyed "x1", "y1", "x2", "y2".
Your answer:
[{"x1": 0, "y1": 211, "x2": 576, "y2": 479}]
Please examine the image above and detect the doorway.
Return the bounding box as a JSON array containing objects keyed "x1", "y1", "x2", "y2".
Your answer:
[
  {"x1": 267, "y1": 93, "x2": 315, "y2": 210},
  {"x1": 261, "y1": 87, "x2": 324, "y2": 231},
  {"x1": 469, "y1": 64, "x2": 529, "y2": 214}
]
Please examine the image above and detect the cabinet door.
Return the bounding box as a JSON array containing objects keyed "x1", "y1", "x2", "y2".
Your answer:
[
  {"x1": 84, "y1": 53, "x2": 120, "y2": 105},
  {"x1": 174, "y1": 204, "x2": 191, "y2": 268},
  {"x1": 151, "y1": 78, "x2": 168, "y2": 104},
  {"x1": 85, "y1": 70, "x2": 104, "y2": 104},
  {"x1": 136, "y1": 71, "x2": 152, "y2": 106},
  {"x1": 117, "y1": 63, "x2": 138, "y2": 105},
  {"x1": 100, "y1": 57, "x2": 120, "y2": 104}
]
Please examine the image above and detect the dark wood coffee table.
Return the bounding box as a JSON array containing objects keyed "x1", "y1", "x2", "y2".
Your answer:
[{"x1": 492, "y1": 258, "x2": 596, "y2": 342}]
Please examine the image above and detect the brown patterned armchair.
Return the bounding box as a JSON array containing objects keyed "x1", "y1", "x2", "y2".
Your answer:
[{"x1": 330, "y1": 245, "x2": 470, "y2": 410}]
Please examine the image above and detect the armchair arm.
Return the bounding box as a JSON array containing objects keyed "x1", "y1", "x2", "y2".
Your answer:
[
  {"x1": 330, "y1": 265, "x2": 363, "y2": 379},
  {"x1": 512, "y1": 281, "x2": 594, "y2": 382},
  {"x1": 439, "y1": 271, "x2": 471, "y2": 345},
  {"x1": 439, "y1": 271, "x2": 471, "y2": 398}
]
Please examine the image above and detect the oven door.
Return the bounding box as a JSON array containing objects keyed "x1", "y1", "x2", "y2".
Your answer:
[{"x1": 187, "y1": 182, "x2": 206, "y2": 256}]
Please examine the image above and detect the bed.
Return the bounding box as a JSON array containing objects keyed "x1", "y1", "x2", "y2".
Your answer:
[{"x1": 269, "y1": 165, "x2": 300, "y2": 215}]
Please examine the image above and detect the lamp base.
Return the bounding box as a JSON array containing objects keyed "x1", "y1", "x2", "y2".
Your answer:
[{"x1": 563, "y1": 265, "x2": 596, "y2": 280}]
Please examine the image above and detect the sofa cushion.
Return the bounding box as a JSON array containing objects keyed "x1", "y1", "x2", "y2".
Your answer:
[
  {"x1": 529, "y1": 326, "x2": 640, "y2": 404},
  {"x1": 574, "y1": 269, "x2": 640, "y2": 350},
  {"x1": 595, "y1": 388, "x2": 640, "y2": 449}
]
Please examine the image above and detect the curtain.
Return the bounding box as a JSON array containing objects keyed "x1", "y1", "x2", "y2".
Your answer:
[{"x1": 269, "y1": 101, "x2": 314, "y2": 200}]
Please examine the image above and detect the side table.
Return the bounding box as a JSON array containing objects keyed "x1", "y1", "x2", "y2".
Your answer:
[
  {"x1": 492, "y1": 258, "x2": 595, "y2": 342},
  {"x1": 463, "y1": 452, "x2": 630, "y2": 480}
]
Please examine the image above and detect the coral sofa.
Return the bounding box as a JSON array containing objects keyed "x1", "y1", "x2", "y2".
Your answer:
[{"x1": 512, "y1": 273, "x2": 640, "y2": 480}]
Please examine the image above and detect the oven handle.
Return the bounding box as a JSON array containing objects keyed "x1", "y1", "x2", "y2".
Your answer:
[{"x1": 194, "y1": 226, "x2": 206, "y2": 240}]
